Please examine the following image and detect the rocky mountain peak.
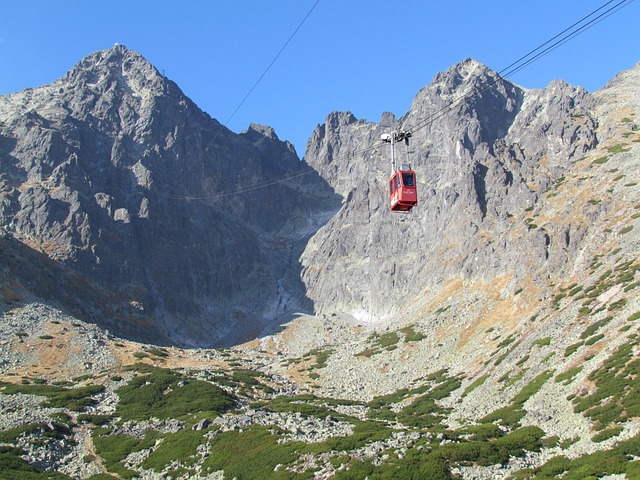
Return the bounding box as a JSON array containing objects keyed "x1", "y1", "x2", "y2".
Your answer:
[
  {"x1": 299, "y1": 58, "x2": 622, "y2": 322},
  {"x1": 0, "y1": 46, "x2": 338, "y2": 347},
  {"x1": 243, "y1": 123, "x2": 279, "y2": 140},
  {"x1": 62, "y1": 43, "x2": 168, "y2": 98},
  {"x1": 430, "y1": 57, "x2": 496, "y2": 92},
  {"x1": 1, "y1": 49, "x2": 638, "y2": 352}
]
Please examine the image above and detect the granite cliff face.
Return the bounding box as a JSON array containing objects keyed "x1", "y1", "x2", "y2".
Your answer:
[
  {"x1": 0, "y1": 45, "x2": 339, "y2": 346},
  {"x1": 301, "y1": 58, "x2": 604, "y2": 322}
]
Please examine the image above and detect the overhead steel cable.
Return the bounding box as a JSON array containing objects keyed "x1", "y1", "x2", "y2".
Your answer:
[
  {"x1": 497, "y1": 0, "x2": 621, "y2": 78},
  {"x1": 221, "y1": 0, "x2": 321, "y2": 129},
  {"x1": 160, "y1": 0, "x2": 633, "y2": 202},
  {"x1": 500, "y1": 0, "x2": 633, "y2": 79},
  {"x1": 266, "y1": 0, "x2": 636, "y2": 190},
  {"x1": 160, "y1": 168, "x2": 316, "y2": 200},
  {"x1": 405, "y1": 0, "x2": 634, "y2": 137},
  {"x1": 156, "y1": 0, "x2": 321, "y2": 202}
]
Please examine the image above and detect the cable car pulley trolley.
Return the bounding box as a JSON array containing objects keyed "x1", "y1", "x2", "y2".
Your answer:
[{"x1": 381, "y1": 131, "x2": 417, "y2": 213}]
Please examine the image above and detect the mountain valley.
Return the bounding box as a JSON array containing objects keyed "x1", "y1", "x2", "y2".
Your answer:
[{"x1": 1, "y1": 46, "x2": 639, "y2": 479}]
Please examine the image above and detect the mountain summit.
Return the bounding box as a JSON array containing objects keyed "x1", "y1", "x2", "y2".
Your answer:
[
  {"x1": 301, "y1": 57, "x2": 604, "y2": 321},
  {"x1": 0, "y1": 45, "x2": 338, "y2": 346}
]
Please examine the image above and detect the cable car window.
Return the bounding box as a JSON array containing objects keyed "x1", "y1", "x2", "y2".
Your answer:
[
  {"x1": 402, "y1": 172, "x2": 414, "y2": 187},
  {"x1": 389, "y1": 174, "x2": 399, "y2": 194}
]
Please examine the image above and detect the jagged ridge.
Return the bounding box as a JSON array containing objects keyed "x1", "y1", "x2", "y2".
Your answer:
[{"x1": 0, "y1": 44, "x2": 340, "y2": 347}]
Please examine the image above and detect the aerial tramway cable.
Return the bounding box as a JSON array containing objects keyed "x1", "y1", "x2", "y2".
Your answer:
[
  {"x1": 159, "y1": 0, "x2": 633, "y2": 203},
  {"x1": 156, "y1": 0, "x2": 321, "y2": 203},
  {"x1": 405, "y1": 0, "x2": 634, "y2": 137},
  {"x1": 499, "y1": 0, "x2": 633, "y2": 79}
]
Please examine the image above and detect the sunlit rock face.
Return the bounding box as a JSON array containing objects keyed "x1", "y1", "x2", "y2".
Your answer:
[{"x1": 302, "y1": 58, "x2": 601, "y2": 321}]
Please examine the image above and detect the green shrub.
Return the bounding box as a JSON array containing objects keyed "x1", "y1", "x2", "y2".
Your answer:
[
  {"x1": 555, "y1": 366, "x2": 583, "y2": 385},
  {"x1": 564, "y1": 341, "x2": 583, "y2": 357},
  {"x1": 592, "y1": 426, "x2": 623, "y2": 442},
  {"x1": 559, "y1": 437, "x2": 579, "y2": 448},
  {"x1": 607, "y1": 143, "x2": 630, "y2": 154},
  {"x1": 313, "y1": 349, "x2": 334, "y2": 368},
  {"x1": 531, "y1": 337, "x2": 551, "y2": 348},
  {"x1": 0, "y1": 446, "x2": 74, "y2": 479},
  {"x1": 584, "y1": 333, "x2": 605, "y2": 346},
  {"x1": 493, "y1": 426, "x2": 544, "y2": 458},
  {"x1": 512, "y1": 371, "x2": 554, "y2": 405},
  {"x1": 397, "y1": 396, "x2": 445, "y2": 429},
  {"x1": 377, "y1": 332, "x2": 401, "y2": 349},
  {"x1": 438, "y1": 426, "x2": 544, "y2": 468},
  {"x1": 542, "y1": 435, "x2": 560, "y2": 448},
  {"x1": 92, "y1": 428, "x2": 160, "y2": 479},
  {"x1": 307, "y1": 420, "x2": 392, "y2": 454},
  {"x1": 493, "y1": 337, "x2": 522, "y2": 366},
  {"x1": 231, "y1": 369, "x2": 264, "y2": 386},
  {"x1": 366, "y1": 453, "x2": 451, "y2": 480},
  {"x1": 115, "y1": 367, "x2": 235, "y2": 421},
  {"x1": 462, "y1": 374, "x2": 489, "y2": 397},
  {"x1": 0, "y1": 424, "x2": 45, "y2": 443},
  {"x1": 608, "y1": 298, "x2": 627, "y2": 311},
  {"x1": 76, "y1": 414, "x2": 112, "y2": 426},
  {"x1": 628, "y1": 311, "x2": 640, "y2": 321},
  {"x1": 568, "y1": 285, "x2": 583, "y2": 296},
  {"x1": 578, "y1": 306, "x2": 592, "y2": 317},
  {"x1": 0, "y1": 383, "x2": 104, "y2": 411},
  {"x1": 145, "y1": 348, "x2": 169, "y2": 358},
  {"x1": 512, "y1": 434, "x2": 639, "y2": 479},
  {"x1": 400, "y1": 325, "x2": 426, "y2": 342},
  {"x1": 482, "y1": 371, "x2": 553, "y2": 428},
  {"x1": 356, "y1": 347, "x2": 377, "y2": 358},
  {"x1": 627, "y1": 460, "x2": 640, "y2": 479},
  {"x1": 580, "y1": 316, "x2": 612, "y2": 339},
  {"x1": 141, "y1": 427, "x2": 208, "y2": 472},
  {"x1": 356, "y1": 331, "x2": 401, "y2": 357},
  {"x1": 481, "y1": 405, "x2": 526, "y2": 428},
  {"x1": 572, "y1": 342, "x2": 640, "y2": 427},
  {"x1": 201, "y1": 426, "x2": 299, "y2": 479},
  {"x1": 332, "y1": 458, "x2": 376, "y2": 479},
  {"x1": 367, "y1": 371, "x2": 461, "y2": 429}
]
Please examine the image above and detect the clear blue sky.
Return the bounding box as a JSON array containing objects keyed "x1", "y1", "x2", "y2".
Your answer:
[{"x1": 1, "y1": 1, "x2": 638, "y2": 156}]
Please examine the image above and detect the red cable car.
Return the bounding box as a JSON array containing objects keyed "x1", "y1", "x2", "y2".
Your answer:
[
  {"x1": 389, "y1": 167, "x2": 417, "y2": 212},
  {"x1": 382, "y1": 131, "x2": 417, "y2": 213}
]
